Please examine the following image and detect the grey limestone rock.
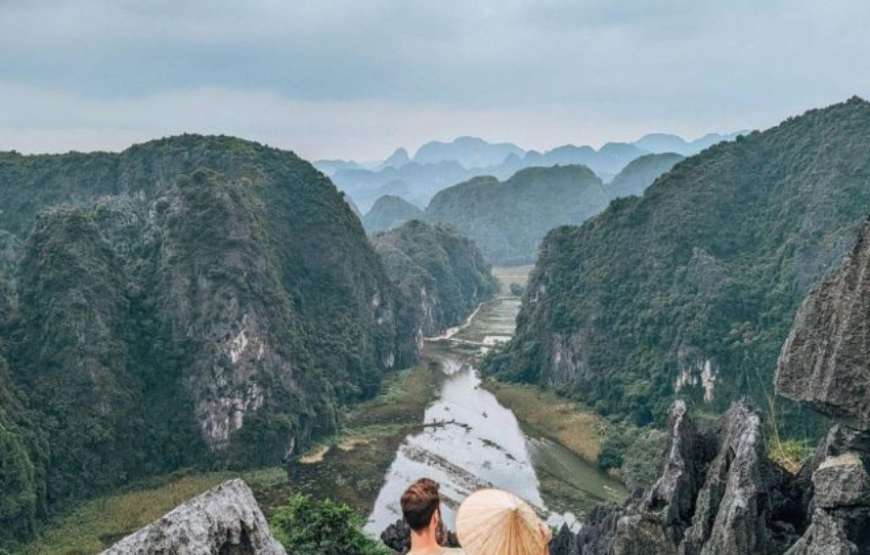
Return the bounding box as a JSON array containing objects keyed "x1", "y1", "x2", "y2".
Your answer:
[
  {"x1": 776, "y1": 220, "x2": 870, "y2": 431},
  {"x1": 100, "y1": 479, "x2": 286, "y2": 555}
]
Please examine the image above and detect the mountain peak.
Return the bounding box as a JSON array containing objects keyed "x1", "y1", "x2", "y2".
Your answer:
[
  {"x1": 412, "y1": 137, "x2": 524, "y2": 168},
  {"x1": 380, "y1": 147, "x2": 411, "y2": 169}
]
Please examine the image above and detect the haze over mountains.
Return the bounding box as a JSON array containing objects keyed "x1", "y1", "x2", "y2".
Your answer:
[
  {"x1": 361, "y1": 153, "x2": 684, "y2": 264},
  {"x1": 2, "y1": 96, "x2": 869, "y2": 555},
  {"x1": 317, "y1": 132, "x2": 744, "y2": 211}
]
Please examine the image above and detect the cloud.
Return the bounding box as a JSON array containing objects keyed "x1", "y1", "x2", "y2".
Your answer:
[{"x1": 0, "y1": 0, "x2": 868, "y2": 159}]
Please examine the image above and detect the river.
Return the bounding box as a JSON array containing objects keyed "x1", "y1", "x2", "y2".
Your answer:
[{"x1": 363, "y1": 267, "x2": 625, "y2": 533}]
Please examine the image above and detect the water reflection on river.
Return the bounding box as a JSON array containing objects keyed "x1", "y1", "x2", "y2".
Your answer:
[{"x1": 364, "y1": 343, "x2": 625, "y2": 533}]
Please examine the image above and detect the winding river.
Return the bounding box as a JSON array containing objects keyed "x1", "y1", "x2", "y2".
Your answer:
[{"x1": 363, "y1": 268, "x2": 625, "y2": 533}]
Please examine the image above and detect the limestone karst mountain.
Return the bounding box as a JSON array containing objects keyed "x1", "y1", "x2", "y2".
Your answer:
[
  {"x1": 372, "y1": 220, "x2": 498, "y2": 356},
  {"x1": 0, "y1": 135, "x2": 420, "y2": 543},
  {"x1": 422, "y1": 165, "x2": 610, "y2": 265},
  {"x1": 634, "y1": 131, "x2": 746, "y2": 156},
  {"x1": 326, "y1": 133, "x2": 739, "y2": 211},
  {"x1": 489, "y1": 97, "x2": 870, "y2": 432},
  {"x1": 607, "y1": 152, "x2": 685, "y2": 199},
  {"x1": 378, "y1": 147, "x2": 411, "y2": 170},
  {"x1": 412, "y1": 136, "x2": 524, "y2": 168},
  {"x1": 546, "y1": 219, "x2": 870, "y2": 554},
  {"x1": 362, "y1": 194, "x2": 423, "y2": 234},
  {"x1": 311, "y1": 158, "x2": 364, "y2": 177}
]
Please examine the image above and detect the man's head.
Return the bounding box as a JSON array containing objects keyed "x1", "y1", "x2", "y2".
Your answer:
[{"x1": 401, "y1": 478, "x2": 441, "y2": 533}]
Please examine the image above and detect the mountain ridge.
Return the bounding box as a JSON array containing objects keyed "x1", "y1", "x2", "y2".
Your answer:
[
  {"x1": 488, "y1": 96, "x2": 870, "y2": 432},
  {"x1": 0, "y1": 135, "x2": 420, "y2": 544}
]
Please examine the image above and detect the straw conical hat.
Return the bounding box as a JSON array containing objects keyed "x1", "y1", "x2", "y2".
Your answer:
[{"x1": 456, "y1": 489, "x2": 550, "y2": 555}]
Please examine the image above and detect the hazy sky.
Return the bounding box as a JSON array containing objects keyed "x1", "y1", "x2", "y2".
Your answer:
[{"x1": 1, "y1": 0, "x2": 868, "y2": 161}]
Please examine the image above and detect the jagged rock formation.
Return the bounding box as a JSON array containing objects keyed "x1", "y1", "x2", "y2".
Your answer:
[
  {"x1": 423, "y1": 165, "x2": 610, "y2": 264},
  {"x1": 607, "y1": 153, "x2": 684, "y2": 199},
  {"x1": 363, "y1": 195, "x2": 423, "y2": 234},
  {"x1": 548, "y1": 211, "x2": 870, "y2": 555},
  {"x1": 490, "y1": 97, "x2": 870, "y2": 432},
  {"x1": 776, "y1": 219, "x2": 870, "y2": 430},
  {"x1": 548, "y1": 400, "x2": 799, "y2": 555},
  {"x1": 0, "y1": 135, "x2": 417, "y2": 545},
  {"x1": 372, "y1": 220, "x2": 498, "y2": 357},
  {"x1": 776, "y1": 218, "x2": 870, "y2": 554},
  {"x1": 100, "y1": 479, "x2": 286, "y2": 555}
]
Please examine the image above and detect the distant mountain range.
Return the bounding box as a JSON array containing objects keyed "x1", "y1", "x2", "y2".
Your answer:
[
  {"x1": 413, "y1": 154, "x2": 681, "y2": 264},
  {"x1": 316, "y1": 132, "x2": 745, "y2": 211},
  {"x1": 362, "y1": 195, "x2": 422, "y2": 234}
]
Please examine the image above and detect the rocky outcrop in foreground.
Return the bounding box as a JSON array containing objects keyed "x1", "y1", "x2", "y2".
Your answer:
[
  {"x1": 548, "y1": 220, "x2": 870, "y2": 555},
  {"x1": 100, "y1": 479, "x2": 286, "y2": 555},
  {"x1": 548, "y1": 400, "x2": 801, "y2": 555},
  {"x1": 776, "y1": 219, "x2": 870, "y2": 555}
]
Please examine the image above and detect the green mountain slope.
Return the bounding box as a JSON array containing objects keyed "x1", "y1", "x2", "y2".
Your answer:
[
  {"x1": 0, "y1": 273, "x2": 48, "y2": 546},
  {"x1": 0, "y1": 136, "x2": 416, "y2": 543},
  {"x1": 607, "y1": 152, "x2": 685, "y2": 199},
  {"x1": 488, "y1": 97, "x2": 870, "y2": 432},
  {"x1": 363, "y1": 195, "x2": 422, "y2": 233},
  {"x1": 422, "y1": 165, "x2": 609, "y2": 264},
  {"x1": 373, "y1": 221, "x2": 498, "y2": 353}
]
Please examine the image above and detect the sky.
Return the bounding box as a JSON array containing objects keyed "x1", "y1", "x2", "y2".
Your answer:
[{"x1": 0, "y1": 0, "x2": 868, "y2": 161}]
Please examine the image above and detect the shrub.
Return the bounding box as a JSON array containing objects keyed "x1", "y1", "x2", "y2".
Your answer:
[
  {"x1": 270, "y1": 494, "x2": 389, "y2": 555},
  {"x1": 598, "y1": 431, "x2": 628, "y2": 471}
]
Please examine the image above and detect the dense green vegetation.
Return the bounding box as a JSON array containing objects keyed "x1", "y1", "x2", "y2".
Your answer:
[
  {"x1": 423, "y1": 165, "x2": 610, "y2": 264},
  {"x1": 372, "y1": 220, "x2": 498, "y2": 350},
  {"x1": 0, "y1": 274, "x2": 47, "y2": 546},
  {"x1": 270, "y1": 494, "x2": 389, "y2": 555},
  {"x1": 362, "y1": 195, "x2": 422, "y2": 233},
  {"x1": 607, "y1": 152, "x2": 685, "y2": 199},
  {"x1": 0, "y1": 135, "x2": 418, "y2": 549},
  {"x1": 489, "y1": 97, "x2": 870, "y2": 437}
]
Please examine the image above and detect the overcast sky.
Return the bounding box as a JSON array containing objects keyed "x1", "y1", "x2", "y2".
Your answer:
[{"x1": 0, "y1": 0, "x2": 868, "y2": 161}]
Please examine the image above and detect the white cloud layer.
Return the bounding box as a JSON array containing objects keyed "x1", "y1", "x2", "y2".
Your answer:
[{"x1": 0, "y1": 0, "x2": 868, "y2": 159}]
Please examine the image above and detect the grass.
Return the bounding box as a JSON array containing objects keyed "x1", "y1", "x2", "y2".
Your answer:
[
  {"x1": 768, "y1": 439, "x2": 815, "y2": 475},
  {"x1": 484, "y1": 380, "x2": 605, "y2": 464},
  {"x1": 343, "y1": 363, "x2": 436, "y2": 429},
  {"x1": 15, "y1": 468, "x2": 287, "y2": 555}
]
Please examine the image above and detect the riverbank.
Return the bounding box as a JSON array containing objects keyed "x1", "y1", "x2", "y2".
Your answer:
[
  {"x1": 453, "y1": 266, "x2": 608, "y2": 466},
  {"x1": 271, "y1": 363, "x2": 438, "y2": 517},
  {"x1": 484, "y1": 381, "x2": 606, "y2": 465}
]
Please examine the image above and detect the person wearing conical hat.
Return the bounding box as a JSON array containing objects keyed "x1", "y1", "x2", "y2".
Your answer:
[
  {"x1": 456, "y1": 489, "x2": 551, "y2": 555},
  {"x1": 401, "y1": 478, "x2": 465, "y2": 555}
]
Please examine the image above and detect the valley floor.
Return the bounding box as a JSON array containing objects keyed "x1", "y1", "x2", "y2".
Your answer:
[{"x1": 15, "y1": 265, "x2": 624, "y2": 555}]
